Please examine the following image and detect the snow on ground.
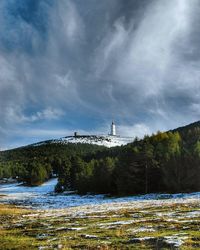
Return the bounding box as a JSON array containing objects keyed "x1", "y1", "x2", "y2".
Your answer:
[
  {"x1": 0, "y1": 178, "x2": 200, "y2": 210},
  {"x1": 33, "y1": 135, "x2": 134, "y2": 148}
]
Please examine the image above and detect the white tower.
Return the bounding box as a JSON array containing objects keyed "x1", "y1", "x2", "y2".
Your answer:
[{"x1": 110, "y1": 121, "x2": 116, "y2": 136}]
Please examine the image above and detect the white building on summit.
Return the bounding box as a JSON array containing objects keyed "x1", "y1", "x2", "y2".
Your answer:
[
  {"x1": 33, "y1": 120, "x2": 135, "y2": 148},
  {"x1": 110, "y1": 121, "x2": 116, "y2": 136}
]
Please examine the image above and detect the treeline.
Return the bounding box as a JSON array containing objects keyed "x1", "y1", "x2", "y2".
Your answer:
[
  {"x1": 1, "y1": 121, "x2": 200, "y2": 195},
  {"x1": 0, "y1": 161, "x2": 52, "y2": 186},
  {"x1": 0, "y1": 143, "x2": 105, "y2": 186},
  {"x1": 56, "y1": 128, "x2": 200, "y2": 195}
]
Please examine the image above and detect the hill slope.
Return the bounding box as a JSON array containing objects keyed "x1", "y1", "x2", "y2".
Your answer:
[
  {"x1": 172, "y1": 120, "x2": 200, "y2": 134},
  {"x1": 54, "y1": 120, "x2": 200, "y2": 194},
  {"x1": 0, "y1": 121, "x2": 200, "y2": 195},
  {"x1": 32, "y1": 135, "x2": 134, "y2": 148}
]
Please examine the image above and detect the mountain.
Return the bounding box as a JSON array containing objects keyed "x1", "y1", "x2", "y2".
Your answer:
[
  {"x1": 172, "y1": 120, "x2": 200, "y2": 134},
  {"x1": 171, "y1": 120, "x2": 200, "y2": 146},
  {"x1": 32, "y1": 135, "x2": 134, "y2": 148},
  {"x1": 0, "y1": 120, "x2": 200, "y2": 194}
]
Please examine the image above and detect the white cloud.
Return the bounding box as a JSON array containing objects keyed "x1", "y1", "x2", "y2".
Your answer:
[
  {"x1": 21, "y1": 108, "x2": 64, "y2": 122},
  {"x1": 1, "y1": 0, "x2": 200, "y2": 148},
  {"x1": 48, "y1": 0, "x2": 84, "y2": 49},
  {"x1": 5, "y1": 107, "x2": 64, "y2": 124},
  {"x1": 118, "y1": 124, "x2": 152, "y2": 138},
  {"x1": 113, "y1": 0, "x2": 192, "y2": 95}
]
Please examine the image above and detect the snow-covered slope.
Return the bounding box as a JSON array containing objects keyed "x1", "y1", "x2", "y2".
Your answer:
[
  {"x1": 33, "y1": 135, "x2": 134, "y2": 148},
  {"x1": 0, "y1": 178, "x2": 199, "y2": 209}
]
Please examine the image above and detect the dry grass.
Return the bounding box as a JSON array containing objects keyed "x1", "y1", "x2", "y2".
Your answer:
[{"x1": 0, "y1": 202, "x2": 199, "y2": 249}]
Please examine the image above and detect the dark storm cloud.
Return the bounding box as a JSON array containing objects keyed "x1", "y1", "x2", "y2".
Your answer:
[{"x1": 0, "y1": 0, "x2": 200, "y2": 148}]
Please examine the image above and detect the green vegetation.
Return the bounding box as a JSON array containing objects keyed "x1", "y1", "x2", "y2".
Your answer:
[
  {"x1": 0, "y1": 201, "x2": 199, "y2": 249},
  {"x1": 56, "y1": 121, "x2": 200, "y2": 195},
  {"x1": 0, "y1": 121, "x2": 200, "y2": 195},
  {"x1": 0, "y1": 143, "x2": 105, "y2": 186}
]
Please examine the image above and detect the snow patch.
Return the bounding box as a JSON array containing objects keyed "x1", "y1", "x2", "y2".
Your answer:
[
  {"x1": 81, "y1": 234, "x2": 98, "y2": 239},
  {"x1": 163, "y1": 234, "x2": 188, "y2": 248},
  {"x1": 0, "y1": 179, "x2": 200, "y2": 210},
  {"x1": 128, "y1": 226, "x2": 156, "y2": 233},
  {"x1": 99, "y1": 220, "x2": 135, "y2": 228},
  {"x1": 33, "y1": 135, "x2": 134, "y2": 148}
]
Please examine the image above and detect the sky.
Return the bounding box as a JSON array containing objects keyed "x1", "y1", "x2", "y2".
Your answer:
[{"x1": 1, "y1": 0, "x2": 200, "y2": 149}]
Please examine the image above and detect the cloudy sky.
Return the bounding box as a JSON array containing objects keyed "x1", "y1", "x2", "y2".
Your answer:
[{"x1": 1, "y1": 0, "x2": 200, "y2": 149}]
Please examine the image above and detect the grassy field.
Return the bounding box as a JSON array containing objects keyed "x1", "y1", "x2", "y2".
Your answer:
[{"x1": 0, "y1": 200, "x2": 200, "y2": 250}]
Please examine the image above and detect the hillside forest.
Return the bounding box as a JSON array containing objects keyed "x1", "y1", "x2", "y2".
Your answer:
[{"x1": 0, "y1": 121, "x2": 200, "y2": 195}]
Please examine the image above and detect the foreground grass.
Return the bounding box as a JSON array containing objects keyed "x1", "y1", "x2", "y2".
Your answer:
[{"x1": 0, "y1": 201, "x2": 200, "y2": 250}]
